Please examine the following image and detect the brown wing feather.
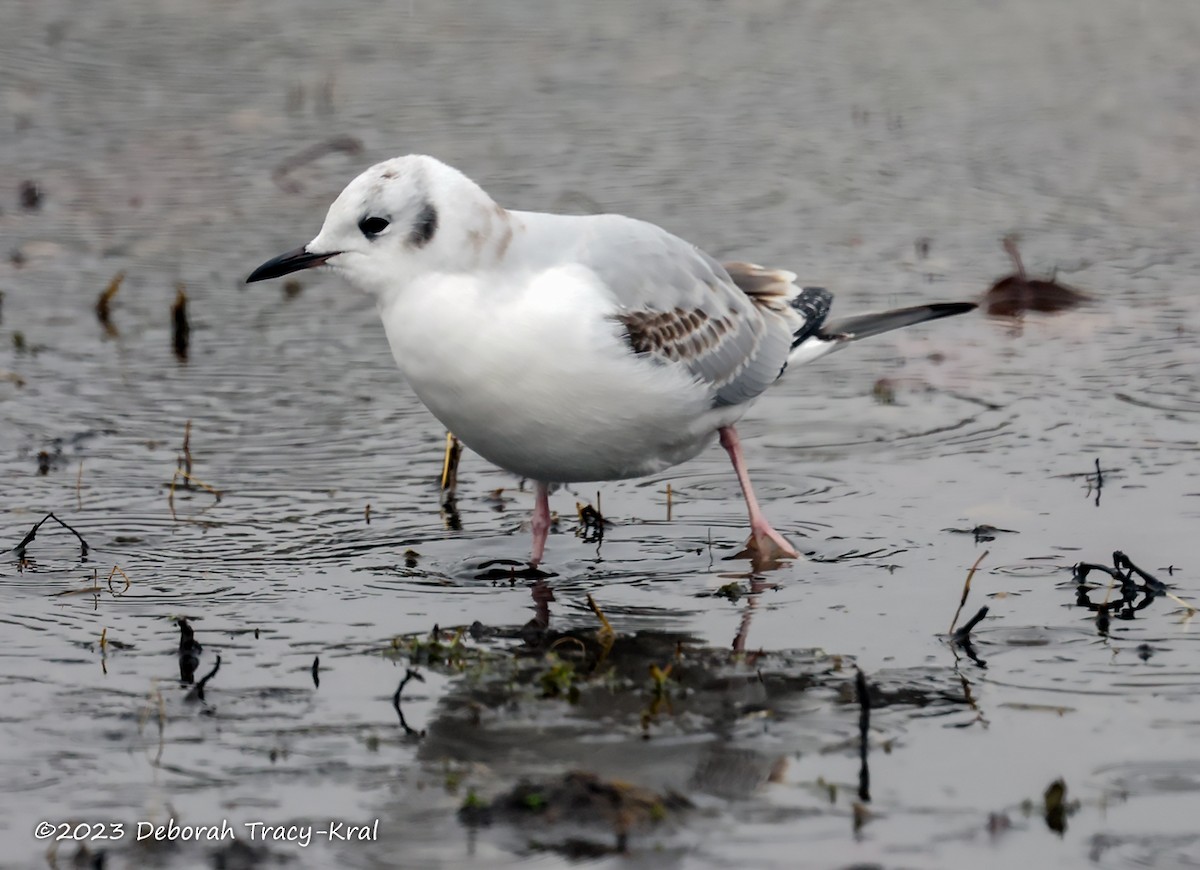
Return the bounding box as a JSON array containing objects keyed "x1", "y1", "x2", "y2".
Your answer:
[{"x1": 616, "y1": 307, "x2": 738, "y2": 363}]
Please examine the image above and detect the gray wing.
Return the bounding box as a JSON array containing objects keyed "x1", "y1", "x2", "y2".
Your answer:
[{"x1": 571, "y1": 216, "x2": 798, "y2": 407}]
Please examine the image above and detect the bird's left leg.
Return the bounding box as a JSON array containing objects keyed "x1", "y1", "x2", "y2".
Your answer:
[{"x1": 718, "y1": 425, "x2": 799, "y2": 561}]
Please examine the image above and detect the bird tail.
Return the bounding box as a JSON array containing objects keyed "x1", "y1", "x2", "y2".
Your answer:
[
  {"x1": 787, "y1": 296, "x2": 976, "y2": 366},
  {"x1": 822, "y1": 302, "x2": 977, "y2": 341}
]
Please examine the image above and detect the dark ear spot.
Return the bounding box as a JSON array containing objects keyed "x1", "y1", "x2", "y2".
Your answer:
[{"x1": 409, "y1": 203, "x2": 438, "y2": 247}]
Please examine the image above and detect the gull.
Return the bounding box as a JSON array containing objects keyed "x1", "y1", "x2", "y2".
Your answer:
[{"x1": 247, "y1": 155, "x2": 974, "y2": 566}]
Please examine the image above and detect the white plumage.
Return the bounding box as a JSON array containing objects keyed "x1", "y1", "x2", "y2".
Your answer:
[{"x1": 248, "y1": 154, "x2": 975, "y2": 565}]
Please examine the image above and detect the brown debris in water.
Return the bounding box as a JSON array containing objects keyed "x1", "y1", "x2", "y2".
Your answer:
[
  {"x1": 984, "y1": 235, "x2": 1091, "y2": 320},
  {"x1": 19, "y1": 180, "x2": 43, "y2": 211},
  {"x1": 575, "y1": 493, "x2": 607, "y2": 543},
  {"x1": 943, "y1": 524, "x2": 1018, "y2": 544},
  {"x1": 1043, "y1": 778, "x2": 1071, "y2": 834}
]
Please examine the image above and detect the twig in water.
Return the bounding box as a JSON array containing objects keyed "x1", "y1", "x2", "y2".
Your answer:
[
  {"x1": 312, "y1": 656, "x2": 320, "y2": 689},
  {"x1": 392, "y1": 669, "x2": 426, "y2": 738},
  {"x1": 548, "y1": 635, "x2": 588, "y2": 657},
  {"x1": 1113, "y1": 551, "x2": 1166, "y2": 594},
  {"x1": 665, "y1": 483, "x2": 673, "y2": 521},
  {"x1": 188, "y1": 655, "x2": 221, "y2": 702},
  {"x1": 177, "y1": 617, "x2": 202, "y2": 685},
  {"x1": 180, "y1": 419, "x2": 193, "y2": 479},
  {"x1": 105, "y1": 565, "x2": 131, "y2": 595},
  {"x1": 95, "y1": 272, "x2": 123, "y2": 337},
  {"x1": 52, "y1": 568, "x2": 105, "y2": 610},
  {"x1": 1074, "y1": 552, "x2": 1195, "y2": 623},
  {"x1": 1114, "y1": 551, "x2": 1195, "y2": 613},
  {"x1": 440, "y1": 433, "x2": 464, "y2": 528},
  {"x1": 1163, "y1": 591, "x2": 1195, "y2": 616},
  {"x1": 168, "y1": 469, "x2": 222, "y2": 520},
  {"x1": 586, "y1": 593, "x2": 615, "y2": 638},
  {"x1": 949, "y1": 551, "x2": 988, "y2": 635},
  {"x1": 949, "y1": 573, "x2": 990, "y2": 666},
  {"x1": 855, "y1": 668, "x2": 870, "y2": 803},
  {"x1": 172, "y1": 285, "x2": 190, "y2": 361},
  {"x1": 952, "y1": 606, "x2": 990, "y2": 644},
  {"x1": 1073, "y1": 561, "x2": 1122, "y2": 584},
  {"x1": 1087, "y1": 457, "x2": 1104, "y2": 507},
  {"x1": 587, "y1": 593, "x2": 616, "y2": 666},
  {"x1": 440, "y1": 432, "x2": 463, "y2": 498},
  {"x1": 13, "y1": 512, "x2": 89, "y2": 560}
]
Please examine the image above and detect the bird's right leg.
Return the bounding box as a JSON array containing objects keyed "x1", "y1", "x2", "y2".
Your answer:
[
  {"x1": 718, "y1": 425, "x2": 799, "y2": 562},
  {"x1": 530, "y1": 480, "x2": 551, "y2": 566}
]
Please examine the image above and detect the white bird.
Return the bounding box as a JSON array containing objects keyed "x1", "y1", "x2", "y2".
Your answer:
[{"x1": 247, "y1": 155, "x2": 974, "y2": 566}]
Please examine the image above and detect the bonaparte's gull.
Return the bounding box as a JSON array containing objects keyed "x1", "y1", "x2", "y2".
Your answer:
[{"x1": 247, "y1": 154, "x2": 975, "y2": 565}]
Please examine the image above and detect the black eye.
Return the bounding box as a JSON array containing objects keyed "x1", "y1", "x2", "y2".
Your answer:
[{"x1": 358, "y1": 216, "x2": 390, "y2": 238}]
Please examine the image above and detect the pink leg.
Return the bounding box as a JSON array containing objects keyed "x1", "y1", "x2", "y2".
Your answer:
[
  {"x1": 718, "y1": 425, "x2": 799, "y2": 561},
  {"x1": 530, "y1": 481, "x2": 551, "y2": 566}
]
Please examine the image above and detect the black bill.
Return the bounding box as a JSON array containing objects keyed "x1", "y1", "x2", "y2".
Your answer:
[{"x1": 245, "y1": 246, "x2": 337, "y2": 283}]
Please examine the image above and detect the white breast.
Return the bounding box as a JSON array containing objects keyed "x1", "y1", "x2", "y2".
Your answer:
[{"x1": 377, "y1": 264, "x2": 733, "y2": 482}]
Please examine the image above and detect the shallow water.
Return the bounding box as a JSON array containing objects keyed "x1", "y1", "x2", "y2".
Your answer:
[{"x1": 2, "y1": 1, "x2": 1199, "y2": 868}]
